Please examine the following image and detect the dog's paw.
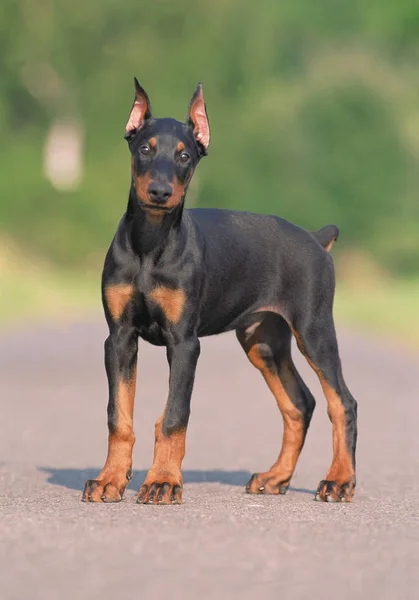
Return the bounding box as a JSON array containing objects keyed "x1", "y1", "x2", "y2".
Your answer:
[
  {"x1": 82, "y1": 468, "x2": 132, "y2": 503},
  {"x1": 245, "y1": 472, "x2": 289, "y2": 495},
  {"x1": 314, "y1": 479, "x2": 355, "y2": 503},
  {"x1": 136, "y1": 469, "x2": 182, "y2": 505}
]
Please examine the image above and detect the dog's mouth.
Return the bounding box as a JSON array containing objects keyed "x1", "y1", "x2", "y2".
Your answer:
[{"x1": 138, "y1": 200, "x2": 176, "y2": 214}]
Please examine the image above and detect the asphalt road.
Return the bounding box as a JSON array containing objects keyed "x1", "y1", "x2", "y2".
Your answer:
[{"x1": 1, "y1": 318, "x2": 419, "y2": 599}]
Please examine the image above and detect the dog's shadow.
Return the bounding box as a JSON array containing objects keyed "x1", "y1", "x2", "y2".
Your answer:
[{"x1": 39, "y1": 467, "x2": 314, "y2": 495}]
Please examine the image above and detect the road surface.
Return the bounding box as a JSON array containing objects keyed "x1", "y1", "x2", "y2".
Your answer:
[{"x1": 1, "y1": 318, "x2": 418, "y2": 599}]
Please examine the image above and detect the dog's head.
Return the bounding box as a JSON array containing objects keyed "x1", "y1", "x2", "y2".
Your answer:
[{"x1": 125, "y1": 79, "x2": 210, "y2": 214}]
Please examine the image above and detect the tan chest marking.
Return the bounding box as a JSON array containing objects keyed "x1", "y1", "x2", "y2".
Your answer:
[
  {"x1": 105, "y1": 284, "x2": 135, "y2": 321},
  {"x1": 149, "y1": 287, "x2": 186, "y2": 324}
]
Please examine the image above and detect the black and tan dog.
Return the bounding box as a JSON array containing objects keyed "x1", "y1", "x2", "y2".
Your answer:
[{"x1": 82, "y1": 80, "x2": 357, "y2": 505}]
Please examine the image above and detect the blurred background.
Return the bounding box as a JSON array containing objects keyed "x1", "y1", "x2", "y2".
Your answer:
[{"x1": 1, "y1": 0, "x2": 418, "y2": 345}]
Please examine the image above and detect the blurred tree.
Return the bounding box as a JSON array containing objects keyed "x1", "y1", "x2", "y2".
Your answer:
[{"x1": 1, "y1": 0, "x2": 418, "y2": 274}]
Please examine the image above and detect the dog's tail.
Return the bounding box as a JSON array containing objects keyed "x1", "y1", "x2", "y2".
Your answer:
[{"x1": 312, "y1": 225, "x2": 339, "y2": 252}]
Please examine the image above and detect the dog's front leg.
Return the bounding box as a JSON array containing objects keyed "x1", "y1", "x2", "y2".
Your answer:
[
  {"x1": 137, "y1": 337, "x2": 200, "y2": 505},
  {"x1": 83, "y1": 326, "x2": 138, "y2": 502}
]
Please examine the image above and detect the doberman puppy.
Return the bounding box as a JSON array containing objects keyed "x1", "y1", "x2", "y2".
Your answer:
[{"x1": 82, "y1": 79, "x2": 357, "y2": 505}]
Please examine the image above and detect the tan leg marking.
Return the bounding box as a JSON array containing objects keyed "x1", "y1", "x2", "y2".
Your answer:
[
  {"x1": 291, "y1": 328, "x2": 355, "y2": 501},
  {"x1": 83, "y1": 368, "x2": 137, "y2": 502},
  {"x1": 246, "y1": 345, "x2": 304, "y2": 494},
  {"x1": 321, "y1": 380, "x2": 354, "y2": 483},
  {"x1": 137, "y1": 415, "x2": 185, "y2": 504}
]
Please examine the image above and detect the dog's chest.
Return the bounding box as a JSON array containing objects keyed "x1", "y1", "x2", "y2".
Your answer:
[
  {"x1": 131, "y1": 269, "x2": 180, "y2": 346},
  {"x1": 132, "y1": 291, "x2": 165, "y2": 345}
]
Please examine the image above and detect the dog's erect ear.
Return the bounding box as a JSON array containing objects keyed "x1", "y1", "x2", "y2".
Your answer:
[
  {"x1": 125, "y1": 78, "x2": 152, "y2": 135},
  {"x1": 187, "y1": 83, "x2": 210, "y2": 155}
]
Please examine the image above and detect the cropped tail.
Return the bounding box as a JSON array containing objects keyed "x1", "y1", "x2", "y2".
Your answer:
[{"x1": 312, "y1": 225, "x2": 339, "y2": 252}]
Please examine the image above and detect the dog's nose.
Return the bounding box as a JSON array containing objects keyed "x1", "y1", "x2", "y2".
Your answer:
[{"x1": 147, "y1": 181, "x2": 173, "y2": 205}]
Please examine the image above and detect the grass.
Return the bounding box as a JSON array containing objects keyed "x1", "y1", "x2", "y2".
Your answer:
[
  {"x1": 0, "y1": 251, "x2": 100, "y2": 329},
  {"x1": 335, "y1": 279, "x2": 419, "y2": 349}
]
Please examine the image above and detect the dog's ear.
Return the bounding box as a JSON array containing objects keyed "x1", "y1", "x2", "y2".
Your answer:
[
  {"x1": 125, "y1": 78, "x2": 152, "y2": 136},
  {"x1": 187, "y1": 83, "x2": 210, "y2": 155}
]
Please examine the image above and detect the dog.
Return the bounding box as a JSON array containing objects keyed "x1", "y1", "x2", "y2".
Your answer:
[{"x1": 82, "y1": 79, "x2": 357, "y2": 505}]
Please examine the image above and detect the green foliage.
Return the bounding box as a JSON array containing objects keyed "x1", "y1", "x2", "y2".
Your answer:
[{"x1": 1, "y1": 0, "x2": 419, "y2": 273}]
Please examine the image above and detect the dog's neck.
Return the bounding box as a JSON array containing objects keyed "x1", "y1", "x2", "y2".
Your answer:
[{"x1": 127, "y1": 186, "x2": 184, "y2": 258}]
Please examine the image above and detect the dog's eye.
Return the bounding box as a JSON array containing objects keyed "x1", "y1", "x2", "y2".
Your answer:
[
  {"x1": 140, "y1": 145, "x2": 150, "y2": 156},
  {"x1": 180, "y1": 152, "x2": 190, "y2": 164}
]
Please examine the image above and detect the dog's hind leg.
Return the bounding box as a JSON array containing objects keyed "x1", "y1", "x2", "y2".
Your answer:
[
  {"x1": 236, "y1": 313, "x2": 316, "y2": 495},
  {"x1": 291, "y1": 309, "x2": 357, "y2": 502}
]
